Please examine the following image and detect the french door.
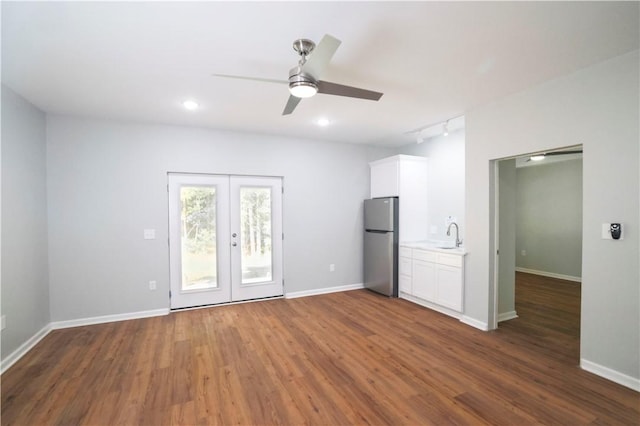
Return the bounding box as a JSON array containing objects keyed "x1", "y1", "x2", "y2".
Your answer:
[{"x1": 168, "y1": 173, "x2": 283, "y2": 309}]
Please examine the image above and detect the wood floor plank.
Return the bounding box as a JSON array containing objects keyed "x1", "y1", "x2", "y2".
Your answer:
[{"x1": 2, "y1": 272, "x2": 639, "y2": 425}]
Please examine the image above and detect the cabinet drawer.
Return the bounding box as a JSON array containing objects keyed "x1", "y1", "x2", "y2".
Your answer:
[
  {"x1": 399, "y1": 257, "x2": 412, "y2": 276},
  {"x1": 399, "y1": 246, "x2": 412, "y2": 258},
  {"x1": 413, "y1": 249, "x2": 437, "y2": 263},
  {"x1": 437, "y1": 253, "x2": 463, "y2": 267}
]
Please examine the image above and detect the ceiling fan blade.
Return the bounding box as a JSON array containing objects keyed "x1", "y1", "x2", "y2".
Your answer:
[
  {"x1": 317, "y1": 80, "x2": 383, "y2": 101},
  {"x1": 212, "y1": 73, "x2": 288, "y2": 85},
  {"x1": 282, "y1": 95, "x2": 302, "y2": 115},
  {"x1": 301, "y1": 34, "x2": 341, "y2": 80}
]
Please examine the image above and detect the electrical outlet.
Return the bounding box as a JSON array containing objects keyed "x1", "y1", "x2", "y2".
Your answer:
[
  {"x1": 144, "y1": 229, "x2": 156, "y2": 240},
  {"x1": 329, "y1": 264, "x2": 335, "y2": 272},
  {"x1": 1, "y1": 315, "x2": 6, "y2": 330},
  {"x1": 149, "y1": 280, "x2": 157, "y2": 290}
]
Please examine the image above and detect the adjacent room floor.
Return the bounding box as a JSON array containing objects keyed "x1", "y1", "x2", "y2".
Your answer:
[{"x1": 2, "y1": 273, "x2": 638, "y2": 425}]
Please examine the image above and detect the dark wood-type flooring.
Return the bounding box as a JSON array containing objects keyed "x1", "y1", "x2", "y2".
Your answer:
[{"x1": 2, "y1": 272, "x2": 639, "y2": 425}]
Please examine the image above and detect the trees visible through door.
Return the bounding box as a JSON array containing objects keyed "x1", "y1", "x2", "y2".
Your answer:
[
  {"x1": 180, "y1": 186, "x2": 218, "y2": 290},
  {"x1": 240, "y1": 187, "x2": 272, "y2": 284}
]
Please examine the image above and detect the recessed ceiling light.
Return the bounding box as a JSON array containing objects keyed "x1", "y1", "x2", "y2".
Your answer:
[
  {"x1": 182, "y1": 100, "x2": 199, "y2": 111},
  {"x1": 316, "y1": 118, "x2": 330, "y2": 127}
]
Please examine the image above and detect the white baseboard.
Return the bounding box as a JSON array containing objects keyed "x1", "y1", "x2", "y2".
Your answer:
[
  {"x1": 285, "y1": 283, "x2": 364, "y2": 299},
  {"x1": 1, "y1": 324, "x2": 52, "y2": 374},
  {"x1": 2, "y1": 308, "x2": 170, "y2": 375},
  {"x1": 51, "y1": 308, "x2": 169, "y2": 330},
  {"x1": 460, "y1": 315, "x2": 490, "y2": 331},
  {"x1": 515, "y1": 267, "x2": 581, "y2": 283},
  {"x1": 498, "y1": 310, "x2": 518, "y2": 322},
  {"x1": 581, "y1": 359, "x2": 640, "y2": 392}
]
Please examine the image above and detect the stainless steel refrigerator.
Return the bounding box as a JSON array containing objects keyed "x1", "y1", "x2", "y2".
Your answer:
[{"x1": 363, "y1": 197, "x2": 399, "y2": 297}]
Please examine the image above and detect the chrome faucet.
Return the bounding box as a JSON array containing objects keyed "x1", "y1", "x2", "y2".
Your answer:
[{"x1": 446, "y1": 222, "x2": 463, "y2": 248}]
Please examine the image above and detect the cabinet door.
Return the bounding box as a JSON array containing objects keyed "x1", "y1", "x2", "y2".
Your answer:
[
  {"x1": 399, "y1": 256, "x2": 412, "y2": 276},
  {"x1": 436, "y1": 264, "x2": 463, "y2": 311},
  {"x1": 412, "y1": 259, "x2": 436, "y2": 302},
  {"x1": 370, "y1": 160, "x2": 399, "y2": 198},
  {"x1": 399, "y1": 274, "x2": 412, "y2": 295}
]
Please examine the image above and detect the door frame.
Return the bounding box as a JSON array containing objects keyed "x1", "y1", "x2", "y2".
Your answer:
[{"x1": 490, "y1": 145, "x2": 583, "y2": 330}]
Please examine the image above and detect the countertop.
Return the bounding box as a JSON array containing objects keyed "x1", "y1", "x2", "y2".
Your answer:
[{"x1": 400, "y1": 240, "x2": 467, "y2": 255}]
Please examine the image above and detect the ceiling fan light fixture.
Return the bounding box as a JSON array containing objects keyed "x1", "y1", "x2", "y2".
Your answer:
[{"x1": 289, "y1": 81, "x2": 318, "y2": 98}]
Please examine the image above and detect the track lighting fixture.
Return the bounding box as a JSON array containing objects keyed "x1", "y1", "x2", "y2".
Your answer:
[{"x1": 405, "y1": 115, "x2": 464, "y2": 143}]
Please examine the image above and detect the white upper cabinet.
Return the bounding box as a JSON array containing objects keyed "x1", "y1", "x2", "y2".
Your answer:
[
  {"x1": 370, "y1": 155, "x2": 428, "y2": 242},
  {"x1": 370, "y1": 159, "x2": 400, "y2": 198}
]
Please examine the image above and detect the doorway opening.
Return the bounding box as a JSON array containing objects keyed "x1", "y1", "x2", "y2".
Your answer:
[
  {"x1": 168, "y1": 173, "x2": 284, "y2": 310},
  {"x1": 492, "y1": 146, "x2": 583, "y2": 361}
]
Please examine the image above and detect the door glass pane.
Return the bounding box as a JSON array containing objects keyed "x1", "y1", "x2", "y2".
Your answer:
[
  {"x1": 240, "y1": 187, "x2": 272, "y2": 284},
  {"x1": 180, "y1": 186, "x2": 217, "y2": 290}
]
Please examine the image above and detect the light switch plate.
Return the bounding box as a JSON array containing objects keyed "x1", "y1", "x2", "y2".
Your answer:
[{"x1": 144, "y1": 229, "x2": 156, "y2": 240}]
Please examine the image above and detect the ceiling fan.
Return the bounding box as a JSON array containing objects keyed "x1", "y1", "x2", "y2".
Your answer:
[
  {"x1": 527, "y1": 149, "x2": 583, "y2": 162},
  {"x1": 213, "y1": 34, "x2": 383, "y2": 115}
]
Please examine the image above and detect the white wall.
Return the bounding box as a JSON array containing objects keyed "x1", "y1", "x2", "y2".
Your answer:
[
  {"x1": 465, "y1": 51, "x2": 639, "y2": 382},
  {"x1": 516, "y1": 159, "x2": 583, "y2": 278},
  {"x1": 46, "y1": 116, "x2": 393, "y2": 321},
  {"x1": 1, "y1": 85, "x2": 51, "y2": 359},
  {"x1": 397, "y1": 128, "x2": 465, "y2": 244}
]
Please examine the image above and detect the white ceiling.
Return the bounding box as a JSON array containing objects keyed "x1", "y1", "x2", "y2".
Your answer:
[{"x1": 2, "y1": 2, "x2": 638, "y2": 147}]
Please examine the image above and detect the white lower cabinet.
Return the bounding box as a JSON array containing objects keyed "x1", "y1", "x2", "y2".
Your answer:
[{"x1": 399, "y1": 246, "x2": 465, "y2": 317}]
